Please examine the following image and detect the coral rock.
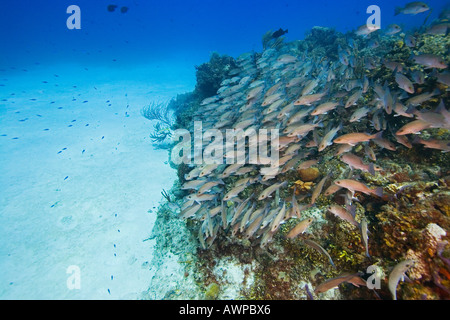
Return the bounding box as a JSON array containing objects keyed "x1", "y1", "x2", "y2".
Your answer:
[{"x1": 298, "y1": 167, "x2": 320, "y2": 182}]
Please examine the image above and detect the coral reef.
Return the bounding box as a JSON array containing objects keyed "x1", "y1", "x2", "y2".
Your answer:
[
  {"x1": 146, "y1": 16, "x2": 450, "y2": 301},
  {"x1": 194, "y1": 52, "x2": 238, "y2": 99}
]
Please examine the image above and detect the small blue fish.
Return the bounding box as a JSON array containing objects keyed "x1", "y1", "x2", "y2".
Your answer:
[{"x1": 64, "y1": 176, "x2": 68, "y2": 180}]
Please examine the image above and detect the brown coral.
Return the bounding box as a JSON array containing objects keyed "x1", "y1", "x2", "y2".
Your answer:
[{"x1": 298, "y1": 167, "x2": 320, "y2": 182}]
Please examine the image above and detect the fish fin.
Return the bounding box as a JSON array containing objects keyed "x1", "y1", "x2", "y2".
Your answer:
[
  {"x1": 348, "y1": 204, "x2": 357, "y2": 219},
  {"x1": 368, "y1": 163, "x2": 375, "y2": 175},
  {"x1": 394, "y1": 7, "x2": 402, "y2": 16},
  {"x1": 435, "y1": 99, "x2": 447, "y2": 114}
]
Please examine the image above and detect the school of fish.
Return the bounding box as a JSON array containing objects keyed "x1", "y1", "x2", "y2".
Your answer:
[{"x1": 175, "y1": 2, "x2": 449, "y2": 298}]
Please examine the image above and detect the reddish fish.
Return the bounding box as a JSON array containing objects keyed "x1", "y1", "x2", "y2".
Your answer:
[
  {"x1": 334, "y1": 179, "x2": 383, "y2": 197},
  {"x1": 334, "y1": 131, "x2": 383, "y2": 146},
  {"x1": 395, "y1": 120, "x2": 431, "y2": 135}
]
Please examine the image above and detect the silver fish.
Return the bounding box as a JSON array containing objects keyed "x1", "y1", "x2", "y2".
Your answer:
[
  {"x1": 388, "y1": 259, "x2": 415, "y2": 300},
  {"x1": 350, "y1": 106, "x2": 370, "y2": 123},
  {"x1": 318, "y1": 124, "x2": 341, "y2": 151},
  {"x1": 270, "y1": 202, "x2": 287, "y2": 232},
  {"x1": 412, "y1": 54, "x2": 448, "y2": 69},
  {"x1": 223, "y1": 183, "x2": 248, "y2": 201},
  {"x1": 258, "y1": 181, "x2": 288, "y2": 200},
  {"x1": 311, "y1": 175, "x2": 328, "y2": 204},
  {"x1": 197, "y1": 179, "x2": 225, "y2": 195},
  {"x1": 303, "y1": 239, "x2": 336, "y2": 268},
  {"x1": 395, "y1": 73, "x2": 415, "y2": 94},
  {"x1": 360, "y1": 217, "x2": 370, "y2": 257},
  {"x1": 395, "y1": 2, "x2": 429, "y2": 15},
  {"x1": 344, "y1": 89, "x2": 362, "y2": 108}
]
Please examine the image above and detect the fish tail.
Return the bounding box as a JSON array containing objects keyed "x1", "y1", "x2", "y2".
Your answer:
[
  {"x1": 371, "y1": 131, "x2": 384, "y2": 140},
  {"x1": 373, "y1": 186, "x2": 383, "y2": 197},
  {"x1": 411, "y1": 136, "x2": 422, "y2": 145},
  {"x1": 394, "y1": 7, "x2": 402, "y2": 16},
  {"x1": 435, "y1": 99, "x2": 446, "y2": 114},
  {"x1": 405, "y1": 105, "x2": 416, "y2": 114},
  {"x1": 368, "y1": 163, "x2": 375, "y2": 175}
]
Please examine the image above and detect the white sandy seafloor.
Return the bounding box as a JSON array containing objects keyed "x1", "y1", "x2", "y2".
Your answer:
[{"x1": 0, "y1": 61, "x2": 197, "y2": 299}]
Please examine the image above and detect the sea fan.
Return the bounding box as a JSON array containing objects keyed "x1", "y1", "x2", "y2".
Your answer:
[
  {"x1": 142, "y1": 101, "x2": 174, "y2": 146},
  {"x1": 141, "y1": 101, "x2": 174, "y2": 127}
]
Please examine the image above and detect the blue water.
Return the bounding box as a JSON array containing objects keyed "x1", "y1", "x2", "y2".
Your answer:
[{"x1": 1, "y1": 0, "x2": 447, "y2": 70}]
